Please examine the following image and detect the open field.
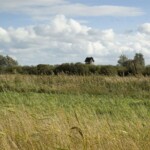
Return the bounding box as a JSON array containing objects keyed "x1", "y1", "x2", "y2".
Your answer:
[{"x1": 0, "y1": 75, "x2": 150, "y2": 150}]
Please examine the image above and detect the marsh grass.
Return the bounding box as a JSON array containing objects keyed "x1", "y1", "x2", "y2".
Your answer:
[
  {"x1": 0, "y1": 75, "x2": 150, "y2": 149},
  {"x1": 0, "y1": 75, "x2": 150, "y2": 96}
]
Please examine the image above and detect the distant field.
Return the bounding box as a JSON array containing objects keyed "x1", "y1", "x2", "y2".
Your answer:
[{"x1": 0, "y1": 75, "x2": 150, "y2": 150}]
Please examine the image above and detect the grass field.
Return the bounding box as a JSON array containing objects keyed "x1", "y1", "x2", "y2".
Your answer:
[{"x1": 0, "y1": 75, "x2": 150, "y2": 150}]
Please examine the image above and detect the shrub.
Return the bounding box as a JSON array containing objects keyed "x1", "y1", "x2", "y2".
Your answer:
[{"x1": 99, "y1": 65, "x2": 118, "y2": 76}]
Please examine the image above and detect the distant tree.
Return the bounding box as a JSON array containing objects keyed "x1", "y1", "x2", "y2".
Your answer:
[
  {"x1": 117, "y1": 53, "x2": 145, "y2": 75},
  {"x1": 143, "y1": 65, "x2": 150, "y2": 76},
  {"x1": 133, "y1": 53, "x2": 145, "y2": 74},
  {"x1": 124, "y1": 59, "x2": 137, "y2": 75},
  {"x1": 134, "y1": 53, "x2": 145, "y2": 67},
  {"x1": 118, "y1": 55, "x2": 128, "y2": 66},
  {"x1": 0, "y1": 55, "x2": 18, "y2": 67}
]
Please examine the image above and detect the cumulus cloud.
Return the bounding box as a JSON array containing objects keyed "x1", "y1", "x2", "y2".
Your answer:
[
  {"x1": 0, "y1": 15, "x2": 150, "y2": 65},
  {"x1": 138, "y1": 23, "x2": 150, "y2": 34},
  {"x1": 0, "y1": 27, "x2": 11, "y2": 43}
]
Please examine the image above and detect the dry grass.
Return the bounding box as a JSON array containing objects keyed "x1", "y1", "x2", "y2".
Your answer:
[
  {"x1": 0, "y1": 75, "x2": 150, "y2": 149},
  {"x1": 0, "y1": 74, "x2": 150, "y2": 97}
]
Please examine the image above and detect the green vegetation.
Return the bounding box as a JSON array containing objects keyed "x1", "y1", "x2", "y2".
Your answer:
[
  {"x1": 0, "y1": 55, "x2": 18, "y2": 67},
  {"x1": 0, "y1": 75, "x2": 150, "y2": 149},
  {"x1": 0, "y1": 53, "x2": 150, "y2": 76}
]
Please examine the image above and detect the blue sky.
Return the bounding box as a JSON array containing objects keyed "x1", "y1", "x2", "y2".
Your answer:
[
  {"x1": 0, "y1": 0, "x2": 149, "y2": 29},
  {"x1": 0, "y1": 0, "x2": 150, "y2": 65}
]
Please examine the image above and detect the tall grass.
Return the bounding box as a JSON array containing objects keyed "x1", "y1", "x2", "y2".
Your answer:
[
  {"x1": 0, "y1": 75, "x2": 150, "y2": 149},
  {"x1": 0, "y1": 74, "x2": 150, "y2": 98}
]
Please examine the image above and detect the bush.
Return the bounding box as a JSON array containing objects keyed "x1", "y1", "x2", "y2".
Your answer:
[
  {"x1": 99, "y1": 65, "x2": 118, "y2": 76},
  {"x1": 117, "y1": 66, "x2": 128, "y2": 76},
  {"x1": 37, "y1": 64, "x2": 54, "y2": 75},
  {"x1": 21, "y1": 66, "x2": 37, "y2": 75},
  {"x1": 54, "y1": 63, "x2": 89, "y2": 75},
  {"x1": 143, "y1": 66, "x2": 150, "y2": 76}
]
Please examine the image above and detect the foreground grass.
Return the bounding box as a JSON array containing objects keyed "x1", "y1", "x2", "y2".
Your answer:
[{"x1": 0, "y1": 75, "x2": 150, "y2": 149}]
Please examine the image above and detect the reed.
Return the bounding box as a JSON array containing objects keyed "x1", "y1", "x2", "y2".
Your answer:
[{"x1": 0, "y1": 75, "x2": 150, "y2": 149}]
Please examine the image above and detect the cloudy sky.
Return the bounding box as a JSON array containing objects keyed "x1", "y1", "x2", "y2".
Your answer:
[{"x1": 0, "y1": 0, "x2": 150, "y2": 65}]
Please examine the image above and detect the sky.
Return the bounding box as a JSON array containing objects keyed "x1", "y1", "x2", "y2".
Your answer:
[{"x1": 0, "y1": 0, "x2": 150, "y2": 65}]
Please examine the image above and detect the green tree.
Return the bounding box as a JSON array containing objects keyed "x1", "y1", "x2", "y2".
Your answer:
[
  {"x1": 134, "y1": 53, "x2": 145, "y2": 67},
  {"x1": 133, "y1": 53, "x2": 145, "y2": 74},
  {"x1": 124, "y1": 59, "x2": 137, "y2": 75},
  {"x1": 118, "y1": 55, "x2": 128, "y2": 66},
  {"x1": 143, "y1": 65, "x2": 150, "y2": 76},
  {"x1": 0, "y1": 55, "x2": 18, "y2": 67}
]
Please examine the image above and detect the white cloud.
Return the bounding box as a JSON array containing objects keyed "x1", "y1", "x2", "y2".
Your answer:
[
  {"x1": 0, "y1": 27, "x2": 11, "y2": 42},
  {"x1": 0, "y1": 15, "x2": 150, "y2": 65},
  {"x1": 0, "y1": 0, "x2": 144, "y2": 20},
  {"x1": 138, "y1": 23, "x2": 150, "y2": 34},
  {"x1": 101, "y1": 29, "x2": 115, "y2": 41},
  {"x1": 48, "y1": 4, "x2": 144, "y2": 17},
  {"x1": 0, "y1": 0, "x2": 65, "y2": 10}
]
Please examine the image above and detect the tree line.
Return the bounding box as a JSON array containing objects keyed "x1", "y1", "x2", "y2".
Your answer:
[{"x1": 0, "y1": 53, "x2": 150, "y2": 76}]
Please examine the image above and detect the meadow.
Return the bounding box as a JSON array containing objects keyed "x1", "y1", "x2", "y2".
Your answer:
[{"x1": 0, "y1": 75, "x2": 150, "y2": 150}]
